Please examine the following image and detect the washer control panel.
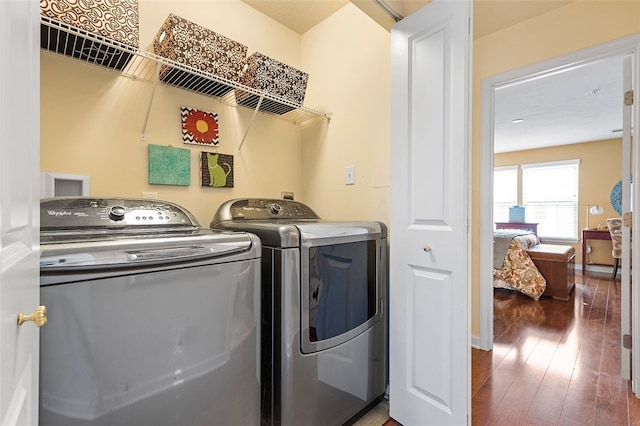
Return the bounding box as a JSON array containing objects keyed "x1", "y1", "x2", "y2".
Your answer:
[
  {"x1": 215, "y1": 198, "x2": 320, "y2": 222},
  {"x1": 41, "y1": 197, "x2": 198, "y2": 229}
]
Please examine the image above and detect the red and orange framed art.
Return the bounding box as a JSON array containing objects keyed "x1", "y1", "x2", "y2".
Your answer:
[{"x1": 181, "y1": 106, "x2": 219, "y2": 146}]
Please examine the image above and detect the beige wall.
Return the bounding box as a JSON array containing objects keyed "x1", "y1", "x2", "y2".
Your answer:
[
  {"x1": 495, "y1": 138, "x2": 622, "y2": 267},
  {"x1": 40, "y1": 0, "x2": 307, "y2": 225},
  {"x1": 472, "y1": 1, "x2": 640, "y2": 336},
  {"x1": 40, "y1": 1, "x2": 390, "y2": 227},
  {"x1": 301, "y1": 4, "x2": 391, "y2": 223}
]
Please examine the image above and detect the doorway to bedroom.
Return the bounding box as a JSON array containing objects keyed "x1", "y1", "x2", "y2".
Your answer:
[{"x1": 478, "y1": 35, "x2": 640, "y2": 390}]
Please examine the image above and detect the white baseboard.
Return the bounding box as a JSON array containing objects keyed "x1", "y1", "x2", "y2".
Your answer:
[
  {"x1": 579, "y1": 264, "x2": 616, "y2": 274},
  {"x1": 471, "y1": 334, "x2": 482, "y2": 350}
]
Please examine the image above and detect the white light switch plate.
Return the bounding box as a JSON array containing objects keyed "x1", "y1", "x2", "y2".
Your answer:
[{"x1": 345, "y1": 165, "x2": 355, "y2": 185}]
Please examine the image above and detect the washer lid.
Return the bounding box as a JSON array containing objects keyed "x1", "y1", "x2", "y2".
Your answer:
[{"x1": 40, "y1": 230, "x2": 256, "y2": 270}]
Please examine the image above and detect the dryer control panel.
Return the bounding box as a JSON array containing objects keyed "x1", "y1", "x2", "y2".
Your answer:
[
  {"x1": 212, "y1": 198, "x2": 321, "y2": 223},
  {"x1": 40, "y1": 197, "x2": 199, "y2": 230}
]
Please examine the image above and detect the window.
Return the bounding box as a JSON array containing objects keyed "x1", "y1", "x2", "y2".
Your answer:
[
  {"x1": 493, "y1": 166, "x2": 518, "y2": 223},
  {"x1": 522, "y1": 160, "x2": 579, "y2": 240}
]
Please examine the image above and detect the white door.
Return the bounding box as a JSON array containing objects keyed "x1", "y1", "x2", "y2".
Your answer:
[
  {"x1": 389, "y1": 0, "x2": 472, "y2": 424},
  {"x1": 0, "y1": 1, "x2": 42, "y2": 425}
]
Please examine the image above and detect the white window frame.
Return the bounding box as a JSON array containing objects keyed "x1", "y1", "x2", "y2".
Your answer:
[
  {"x1": 493, "y1": 165, "x2": 518, "y2": 224},
  {"x1": 522, "y1": 159, "x2": 580, "y2": 242}
]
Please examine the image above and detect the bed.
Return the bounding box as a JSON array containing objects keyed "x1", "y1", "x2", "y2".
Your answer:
[{"x1": 494, "y1": 229, "x2": 547, "y2": 300}]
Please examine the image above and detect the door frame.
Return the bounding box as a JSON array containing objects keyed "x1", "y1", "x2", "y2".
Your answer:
[{"x1": 478, "y1": 34, "x2": 640, "y2": 353}]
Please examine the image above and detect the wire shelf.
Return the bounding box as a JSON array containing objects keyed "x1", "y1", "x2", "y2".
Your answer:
[{"x1": 40, "y1": 16, "x2": 331, "y2": 126}]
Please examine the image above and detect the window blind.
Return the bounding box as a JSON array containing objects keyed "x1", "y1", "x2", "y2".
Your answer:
[
  {"x1": 522, "y1": 160, "x2": 579, "y2": 240},
  {"x1": 493, "y1": 166, "x2": 518, "y2": 223}
]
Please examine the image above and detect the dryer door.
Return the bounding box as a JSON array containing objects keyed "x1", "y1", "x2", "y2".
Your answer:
[{"x1": 300, "y1": 236, "x2": 383, "y2": 354}]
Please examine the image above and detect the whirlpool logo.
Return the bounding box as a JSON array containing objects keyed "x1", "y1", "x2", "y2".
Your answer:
[{"x1": 46, "y1": 210, "x2": 71, "y2": 216}]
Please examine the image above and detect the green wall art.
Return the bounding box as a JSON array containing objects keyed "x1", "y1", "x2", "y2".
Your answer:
[
  {"x1": 148, "y1": 144, "x2": 191, "y2": 186},
  {"x1": 201, "y1": 152, "x2": 234, "y2": 188}
]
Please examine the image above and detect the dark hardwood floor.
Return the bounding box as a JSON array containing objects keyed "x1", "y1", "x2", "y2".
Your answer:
[{"x1": 473, "y1": 271, "x2": 640, "y2": 425}]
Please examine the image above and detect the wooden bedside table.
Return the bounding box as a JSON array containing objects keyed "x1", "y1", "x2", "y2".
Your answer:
[{"x1": 581, "y1": 228, "x2": 612, "y2": 272}]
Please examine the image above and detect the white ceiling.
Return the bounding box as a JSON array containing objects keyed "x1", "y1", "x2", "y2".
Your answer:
[
  {"x1": 494, "y1": 56, "x2": 623, "y2": 153},
  {"x1": 241, "y1": 0, "x2": 623, "y2": 153}
]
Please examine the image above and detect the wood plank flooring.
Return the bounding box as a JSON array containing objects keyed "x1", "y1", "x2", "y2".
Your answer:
[
  {"x1": 368, "y1": 271, "x2": 640, "y2": 425},
  {"x1": 473, "y1": 271, "x2": 640, "y2": 425}
]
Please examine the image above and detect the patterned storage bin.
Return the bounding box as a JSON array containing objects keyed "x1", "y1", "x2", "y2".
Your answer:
[
  {"x1": 40, "y1": 0, "x2": 139, "y2": 70},
  {"x1": 236, "y1": 52, "x2": 309, "y2": 115},
  {"x1": 152, "y1": 14, "x2": 248, "y2": 97}
]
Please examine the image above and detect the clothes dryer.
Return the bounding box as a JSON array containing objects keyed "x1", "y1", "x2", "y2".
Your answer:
[{"x1": 211, "y1": 198, "x2": 387, "y2": 426}]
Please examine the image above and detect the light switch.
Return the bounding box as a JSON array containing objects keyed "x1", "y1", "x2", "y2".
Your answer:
[{"x1": 345, "y1": 165, "x2": 355, "y2": 185}]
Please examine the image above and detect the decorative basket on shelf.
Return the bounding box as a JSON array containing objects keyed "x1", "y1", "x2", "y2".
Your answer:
[
  {"x1": 152, "y1": 14, "x2": 248, "y2": 97},
  {"x1": 40, "y1": 0, "x2": 139, "y2": 70},
  {"x1": 235, "y1": 52, "x2": 309, "y2": 115}
]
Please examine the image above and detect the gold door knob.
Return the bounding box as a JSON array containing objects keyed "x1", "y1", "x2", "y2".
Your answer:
[{"x1": 18, "y1": 305, "x2": 47, "y2": 327}]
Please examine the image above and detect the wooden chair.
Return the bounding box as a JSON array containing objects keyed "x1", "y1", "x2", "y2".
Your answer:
[{"x1": 606, "y1": 218, "x2": 623, "y2": 280}]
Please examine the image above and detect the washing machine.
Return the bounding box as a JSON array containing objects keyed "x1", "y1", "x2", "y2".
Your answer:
[
  {"x1": 210, "y1": 198, "x2": 387, "y2": 426},
  {"x1": 39, "y1": 197, "x2": 261, "y2": 426}
]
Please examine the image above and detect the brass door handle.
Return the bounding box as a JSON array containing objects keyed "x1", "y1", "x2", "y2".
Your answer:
[
  {"x1": 423, "y1": 245, "x2": 432, "y2": 252},
  {"x1": 18, "y1": 305, "x2": 47, "y2": 327}
]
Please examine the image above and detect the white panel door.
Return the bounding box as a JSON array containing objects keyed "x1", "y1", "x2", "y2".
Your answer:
[
  {"x1": 0, "y1": 1, "x2": 41, "y2": 425},
  {"x1": 389, "y1": 0, "x2": 471, "y2": 424}
]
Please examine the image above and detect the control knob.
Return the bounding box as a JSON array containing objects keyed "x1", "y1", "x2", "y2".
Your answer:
[
  {"x1": 108, "y1": 205, "x2": 126, "y2": 221},
  {"x1": 270, "y1": 203, "x2": 282, "y2": 215}
]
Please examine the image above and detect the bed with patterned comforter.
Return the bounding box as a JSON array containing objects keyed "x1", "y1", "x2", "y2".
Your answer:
[{"x1": 493, "y1": 229, "x2": 547, "y2": 300}]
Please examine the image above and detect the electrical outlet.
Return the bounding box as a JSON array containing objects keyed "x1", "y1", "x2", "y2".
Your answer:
[
  {"x1": 586, "y1": 245, "x2": 592, "y2": 254},
  {"x1": 345, "y1": 165, "x2": 355, "y2": 185},
  {"x1": 281, "y1": 191, "x2": 294, "y2": 200}
]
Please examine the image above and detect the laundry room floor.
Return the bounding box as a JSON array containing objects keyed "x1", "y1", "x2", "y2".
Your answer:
[{"x1": 353, "y1": 400, "x2": 400, "y2": 425}]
